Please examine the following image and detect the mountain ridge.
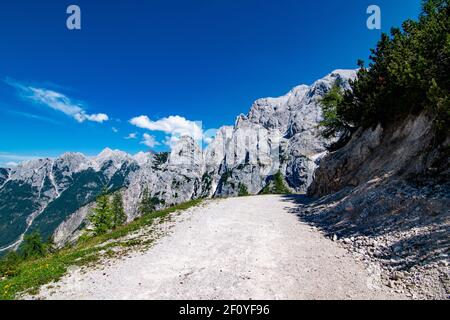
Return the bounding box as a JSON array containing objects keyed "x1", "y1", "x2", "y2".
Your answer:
[{"x1": 0, "y1": 69, "x2": 357, "y2": 251}]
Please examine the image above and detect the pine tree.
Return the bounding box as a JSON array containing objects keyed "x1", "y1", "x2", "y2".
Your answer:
[
  {"x1": 238, "y1": 183, "x2": 249, "y2": 197},
  {"x1": 89, "y1": 192, "x2": 113, "y2": 235},
  {"x1": 319, "y1": 0, "x2": 449, "y2": 143},
  {"x1": 319, "y1": 81, "x2": 347, "y2": 138},
  {"x1": 139, "y1": 187, "x2": 161, "y2": 214},
  {"x1": 21, "y1": 231, "x2": 47, "y2": 259},
  {"x1": 111, "y1": 192, "x2": 127, "y2": 228}
]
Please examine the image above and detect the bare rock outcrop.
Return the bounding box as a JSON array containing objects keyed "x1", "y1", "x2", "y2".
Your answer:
[{"x1": 305, "y1": 113, "x2": 450, "y2": 299}]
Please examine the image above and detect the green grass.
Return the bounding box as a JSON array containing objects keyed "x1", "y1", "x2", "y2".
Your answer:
[{"x1": 0, "y1": 199, "x2": 202, "y2": 300}]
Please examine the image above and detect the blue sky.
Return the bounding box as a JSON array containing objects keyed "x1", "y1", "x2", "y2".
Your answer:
[{"x1": 0, "y1": 0, "x2": 421, "y2": 166}]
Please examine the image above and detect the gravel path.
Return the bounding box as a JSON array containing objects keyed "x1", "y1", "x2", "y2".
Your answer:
[{"x1": 34, "y1": 195, "x2": 404, "y2": 300}]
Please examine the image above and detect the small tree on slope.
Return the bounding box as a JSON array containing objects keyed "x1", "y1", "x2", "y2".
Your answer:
[
  {"x1": 111, "y1": 192, "x2": 127, "y2": 228},
  {"x1": 89, "y1": 192, "x2": 114, "y2": 235},
  {"x1": 21, "y1": 231, "x2": 47, "y2": 259}
]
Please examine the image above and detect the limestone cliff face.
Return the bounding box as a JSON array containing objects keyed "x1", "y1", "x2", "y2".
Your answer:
[
  {"x1": 303, "y1": 113, "x2": 449, "y2": 299},
  {"x1": 309, "y1": 113, "x2": 449, "y2": 197},
  {"x1": 207, "y1": 69, "x2": 357, "y2": 197}
]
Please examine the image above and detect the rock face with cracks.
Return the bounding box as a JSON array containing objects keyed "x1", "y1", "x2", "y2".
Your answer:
[{"x1": 306, "y1": 113, "x2": 450, "y2": 299}]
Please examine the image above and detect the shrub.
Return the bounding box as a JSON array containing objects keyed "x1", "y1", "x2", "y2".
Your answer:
[
  {"x1": 0, "y1": 251, "x2": 21, "y2": 277},
  {"x1": 139, "y1": 187, "x2": 162, "y2": 215},
  {"x1": 238, "y1": 183, "x2": 250, "y2": 197},
  {"x1": 260, "y1": 171, "x2": 291, "y2": 195}
]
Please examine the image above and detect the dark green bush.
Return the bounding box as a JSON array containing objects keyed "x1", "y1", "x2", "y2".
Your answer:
[
  {"x1": 260, "y1": 171, "x2": 291, "y2": 195},
  {"x1": 238, "y1": 183, "x2": 250, "y2": 197},
  {"x1": 139, "y1": 187, "x2": 162, "y2": 215},
  {"x1": 0, "y1": 251, "x2": 21, "y2": 277},
  {"x1": 21, "y1": 231, "x2": 47, "y2": 259}
]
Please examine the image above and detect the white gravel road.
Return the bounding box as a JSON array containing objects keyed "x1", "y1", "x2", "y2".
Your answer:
[{"x1": 34, "y1": 195, "x2": 404, "y2": 300}]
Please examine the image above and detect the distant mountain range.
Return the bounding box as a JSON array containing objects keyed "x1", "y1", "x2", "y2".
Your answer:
[{"x1": 0, "y1": 69, "x2": 356, "y2": 252}]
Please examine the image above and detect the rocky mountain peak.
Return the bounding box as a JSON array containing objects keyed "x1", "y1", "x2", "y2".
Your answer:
[
  {"x1": 168, "y1": 136, "x2": 203, "y2": 171},
  {"x1": 91, "y1": 148, "x2": 133, "y2": 175},
  {"x1": 132, "y1": 151, "x2": 153, "y2": 166},
  {"x1": 95, "y1": 148, "x2": 130, "y2": 162},
  {"x1": 8, "y1": 158, "x2": 53, "y2": 187},
  {"x1": 55, "y1": 152, "x2": 89, "y2": 173}
]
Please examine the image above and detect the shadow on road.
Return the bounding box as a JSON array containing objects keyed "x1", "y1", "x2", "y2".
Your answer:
[{"x1": 278, "y1": 187, "x2": 450, "y2": 271}]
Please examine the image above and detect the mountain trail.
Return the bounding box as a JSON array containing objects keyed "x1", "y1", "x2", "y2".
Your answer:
[{"x1": 31, "y1": 195, "x2": 405, "y2": 300}]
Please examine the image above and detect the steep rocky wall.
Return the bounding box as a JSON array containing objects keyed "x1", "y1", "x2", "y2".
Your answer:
[
  {"x1": 208, "y1": 70, "x2": 357, "y2": 197},
  {"x1": 309, "y1": 113, "x2": 448, "y2": 197},
  {"x1": 303, "y1": 113, "x2": 450, "y2": 299}
]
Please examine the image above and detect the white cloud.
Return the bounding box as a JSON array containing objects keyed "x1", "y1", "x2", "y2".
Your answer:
[
  {"x1": 83, "y1": 113, "x2": 109, "y2": 123},
  {"x1": 5, "y1": 78, "x2": 109, "y2": 123},
  {"x1": 163, "y1": 135, "x2": 180, "y2": 148},
  {"x1": 140, "y1": 133, "x2": 160, "y2": 148},
  {"x1": 5, "y1": 162, "x2": 18, "y2": 167},
  {"x1": 112, "y1": 127, "x2": 118, "y2": 133},
  {"x1": 129, "y1": 115, "x2": 203, "y2": 141},
  {"x1": 203, "y1": 136, "x2": 214, "y2": 144},
  {"x1": 125, "y1": 132, "x2": 138, "y2": 140},
  {"x1": 202, "y1": 128, "x2": 218, "y2": 145}
]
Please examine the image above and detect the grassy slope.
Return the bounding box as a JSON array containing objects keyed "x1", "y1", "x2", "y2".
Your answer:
[{"x1": 0, "y1": 199, "x2": 202, "y2": 300}]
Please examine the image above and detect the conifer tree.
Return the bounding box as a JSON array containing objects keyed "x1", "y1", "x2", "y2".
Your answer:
[
  {"x1": 21, "y1": 231, "x2": 47, "y2": 259},
  {"x1": 89, "y1": 191, "x2": 113, "y2": 235},
  {"x1": 139, "y1": 187, "x2": 161, "y2": 214},
  {"x1": 111, "y1": 192, "x2": 127, "y2": 228}
]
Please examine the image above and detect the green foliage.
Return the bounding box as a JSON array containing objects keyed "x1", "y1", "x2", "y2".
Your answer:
[
  {"x1": 21, "y1": 231, "x2": 47, "y2": 260},
  {"x1": 0, "y1": 199, "x2": 202, "y2": 300},
  {"x1": 0, "y1": 251, "x2": 21, "y2": 278},
  {"x1": 221, "y1": 170, "x2": 233, "y2": 184},
  {"x1": 199, "y1": 172, "x2": 213, "y2": 196},
  {"x1": 111, "y1": 193, "x2": 127, "y2": 228},
  {"x1": 319, "y1": 81, "x2": 350, "y2": 138},
  {"x1": 321, "y1": 0, "x2": 450, "y2": 140},
  {"x1": 77, "y1": 233, "x2": 93, "y2": 244},
  {"x1": 89, "y1": 192, "x2": 114, "y2": 236},
  {"x1": 260, "y1": 171, "x2": 291, "y2": 195},
  {"x1": 238, "y1": 183, "x2": 250, "y2": 197},
  {"x1": 139, "y1": 187, "x2": 162, "y2": 215},
  {"x1": 273, "y1": 171, "x2": 291, "y2": 194}
]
